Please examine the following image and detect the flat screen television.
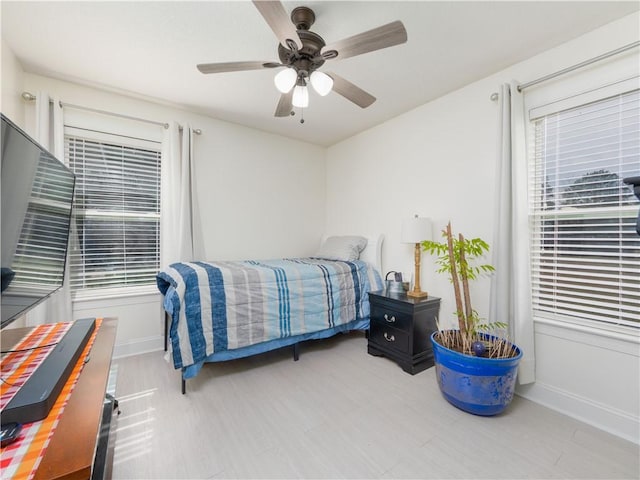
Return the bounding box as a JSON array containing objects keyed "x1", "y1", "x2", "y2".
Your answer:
[{"x1": 1, "y1": 113, "x2": 75, "y2": 328}]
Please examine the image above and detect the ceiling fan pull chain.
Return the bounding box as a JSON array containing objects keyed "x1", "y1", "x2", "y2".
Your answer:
[{"x1": 300, "y1": 108, "x2": 305, "y2": 124}]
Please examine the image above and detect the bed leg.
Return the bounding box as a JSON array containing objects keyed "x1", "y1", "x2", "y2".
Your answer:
[
  {"x1": 181, "y1": 370, "x2": 186, "y2": 395},
  {"x1": 293, "y1": 342, "x2": 299, "y2": 361},
  {"x1": 164, "y1": 312, "x2": 169, "y2": 352}
]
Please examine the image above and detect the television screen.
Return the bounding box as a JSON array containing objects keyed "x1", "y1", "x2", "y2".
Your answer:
[{"x1": 1, "y1": 113, "x2": 75, "y2": 328}]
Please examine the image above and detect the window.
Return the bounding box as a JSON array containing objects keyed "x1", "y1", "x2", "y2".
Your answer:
[
  {"x1": 65, "y1": 128, "x2": 161, "y2": 292},
  {"x1": 529, "y1": 89, "x2": 640, "y2": 328}
]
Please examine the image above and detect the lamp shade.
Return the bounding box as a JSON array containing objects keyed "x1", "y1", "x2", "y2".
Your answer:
[
  {"x1": 274, "y1": 68, "x2": 297, "y2": 93},
  {"x1": 310, "y1": 71, "x2": 333, "y2": 96},
  {"x1": 401, "y1": 215, "x2": 432, "y2": 243},
  {"x1": 292, "y1": 85, "x2": 309, "y2": 108}
]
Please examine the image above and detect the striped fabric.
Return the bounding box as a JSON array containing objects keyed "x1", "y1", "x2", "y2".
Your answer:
[
  {"x1": 0, "y1": 319, "x2": 102, "y2": 480},
  {"x1": 157, "y1": 258, "x2": 383, "y2": 370}
]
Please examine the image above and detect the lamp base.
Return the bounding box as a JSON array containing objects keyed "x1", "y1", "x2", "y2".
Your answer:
[{"x1": 407, "y1": 290, "x2": 429, "y2": 298}]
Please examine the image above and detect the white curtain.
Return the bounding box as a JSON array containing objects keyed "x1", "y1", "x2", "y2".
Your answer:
[
  {"x1": 489, "y1": 82, "x2": 536, "y2": 385},
  {"x1": 160, "y1": 123, "x2": 200, "y2": 267},
  {"x1": 26, "y1": 92, "x2": 73, "y2": 326}
]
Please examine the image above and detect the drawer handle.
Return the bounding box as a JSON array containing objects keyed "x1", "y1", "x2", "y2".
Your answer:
[
  {"x1": 383, "y1": 332, "x2": 395, "y2": 342},
  {"x1": 384, "y1": 314, "x2": 396, "y2": 323}
]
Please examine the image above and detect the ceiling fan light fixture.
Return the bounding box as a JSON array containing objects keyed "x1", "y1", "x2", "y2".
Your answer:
[
  {"x1": 310, "y1": 71, "x2": 333, "y2": 96},
  {"x1": 197, "y1": 4, "x2": 406, "y2": 118},
  {"x1": 274, "y1": 68, "x2": 297, "y2": 93},
  {"x1": 292, "y1": 85, "x2": 309, "y2": 108}
]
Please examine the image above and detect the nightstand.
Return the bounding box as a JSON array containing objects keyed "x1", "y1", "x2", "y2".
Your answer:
[{"x1": 368, "y1": 290, "x2": 441, "y2": 374}]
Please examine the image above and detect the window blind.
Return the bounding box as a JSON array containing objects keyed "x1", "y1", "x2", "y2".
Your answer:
[
  {"x1": 529, "y1": 89, "x2": 640, "y2": 328},
  {"x1": 65, "y1": 133, "x2": 161, "y2": 291}
]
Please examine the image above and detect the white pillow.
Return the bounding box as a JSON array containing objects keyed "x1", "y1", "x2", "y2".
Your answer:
[{"x1": 315, "y1": 236, "x2": 368, "y2": 261}]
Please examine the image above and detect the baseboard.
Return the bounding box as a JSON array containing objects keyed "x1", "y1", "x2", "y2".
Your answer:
[
  {"x1": 113, "y1": 335, "x2": 163, "y2": 359},
  {"x1": 517, "y1": 381, "x2": 640, "y2": 445}
]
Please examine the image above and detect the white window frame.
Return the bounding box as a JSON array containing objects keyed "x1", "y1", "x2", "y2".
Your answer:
[
  {"x1": 64, "y1": 123, "x2": 162, "y2": 301},
  {"x1": 525, "y1": 76, "x2": 640, "y2": 338}
]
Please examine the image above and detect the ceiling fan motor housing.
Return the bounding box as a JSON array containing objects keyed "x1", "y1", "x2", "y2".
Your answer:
[{"x1": 278, "y1": 7, "x2": 326, "y2": 79}]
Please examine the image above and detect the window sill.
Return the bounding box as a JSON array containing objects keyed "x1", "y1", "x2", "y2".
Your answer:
[
  {"x1": 72, "y1": 285, "x2": 160, "y2": 303},
  {"x1": 533, "y1": 315, "x2": 640, "y2": 356}
]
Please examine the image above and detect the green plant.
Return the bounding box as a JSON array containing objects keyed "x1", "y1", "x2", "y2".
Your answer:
[{"x1": 422, "y1": 222, "x2": 515, "y2": 358}]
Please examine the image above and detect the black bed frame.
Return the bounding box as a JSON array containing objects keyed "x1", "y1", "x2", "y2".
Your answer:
[{"x1": 164, "y1": 312, "x2": 299, "y2": 394}]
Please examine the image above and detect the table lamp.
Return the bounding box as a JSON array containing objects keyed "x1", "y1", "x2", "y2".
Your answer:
[{"x1": 401, "y1": 215, "x2": 432, "y2": 298}]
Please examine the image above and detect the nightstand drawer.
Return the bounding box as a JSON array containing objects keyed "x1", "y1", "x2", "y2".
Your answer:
[
  {"x1": 369, "y1": 322, "x2": 409, "y2": 354},
  {"x1": 370, "y1": 305, "x2": 412, "y2": 331}
]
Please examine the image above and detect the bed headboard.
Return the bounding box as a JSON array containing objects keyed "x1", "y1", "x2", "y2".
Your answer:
[
  {"x1": 320, "y1": 234, "x2": 384, "y2": 274},
  {"x1": 360, "y1": 234, "x2": 384, "y2": 274}
]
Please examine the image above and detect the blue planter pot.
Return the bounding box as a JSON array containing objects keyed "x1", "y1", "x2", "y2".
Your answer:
[{"x1": 430, "y1": 331, "x2": 522, "y2": 416}]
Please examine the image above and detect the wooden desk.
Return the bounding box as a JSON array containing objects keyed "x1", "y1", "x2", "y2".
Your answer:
[{"x1": 1, "y1": 318, "x2": 117, "y2": 480}]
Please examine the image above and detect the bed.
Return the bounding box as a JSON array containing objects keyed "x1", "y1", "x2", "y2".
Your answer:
[{"x1": 156, "y1": 235, "x2": 384, "y2": 392}]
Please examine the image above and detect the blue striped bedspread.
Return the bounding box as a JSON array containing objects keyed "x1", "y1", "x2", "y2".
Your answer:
[{"x1": 156, "y1": 258, "x2": 383, "y2": 370}]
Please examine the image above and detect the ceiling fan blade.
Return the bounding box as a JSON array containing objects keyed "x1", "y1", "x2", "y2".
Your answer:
[
  {"x1": 197, "y1": 61, "x2": 273, "y2": 74},
  {"x1": 327, "y1": 72, "x2": 376, "y2": 108},
  {"x1": 274, "y1": 90, "x2": 294, "y2": 117},
  {"x1": 252, "y1": 1, "x2": 303, "y2": 50},
  {"x1": 324, "y1": 21, "x2": 407, "y2": 61}
]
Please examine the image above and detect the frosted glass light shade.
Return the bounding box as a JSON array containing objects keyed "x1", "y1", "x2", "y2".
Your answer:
[
  {"x1": 401, "y1": 216, "x2": 432, "y2": 243},
  {"x1": 292, "y1": 85, "x2": 309, "y2": 108},
  {"x1": 310, "y1": 71, "x2": 333, "y2": 96},
  {"x1": 274, "y1": 68, "x2": 297, "y2": 93}
]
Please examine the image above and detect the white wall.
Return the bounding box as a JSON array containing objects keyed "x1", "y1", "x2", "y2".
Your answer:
[
  {"x1": 17, "y1": 74, "x2": 326, "y2": 356},
  {"x1": 193, "y1": 123, "x2": 326, "y2": 261},
  {"x1": 0, "y1": 40, "x2": 25, "y2": 126},
  {"x1": 325, "y1": 13, "x2": 640, "y2": 443}
]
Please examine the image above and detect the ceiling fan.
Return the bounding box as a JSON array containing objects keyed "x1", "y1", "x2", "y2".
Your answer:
[{"x1": 197, "y1": 1, "x2": 408, "y2": 119}]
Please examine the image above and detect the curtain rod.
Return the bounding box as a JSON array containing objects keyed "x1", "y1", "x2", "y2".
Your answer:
[
  {"x1": 518, "y1": 41, "x2": 639, "y2": 92},
  {"x1": 490, "y1": 40, "x2": 640, "y2": 101},
  {"x1": 21, "y1": 92, "x2": 202, "y2": 134}
]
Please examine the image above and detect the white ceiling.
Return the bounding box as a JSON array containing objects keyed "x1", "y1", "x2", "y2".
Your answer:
[{"x1": 2, "y1": 1, "x2": 638, "y2": 146}]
